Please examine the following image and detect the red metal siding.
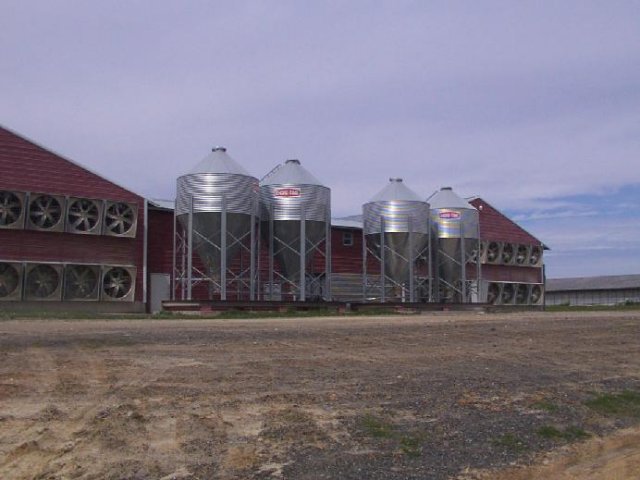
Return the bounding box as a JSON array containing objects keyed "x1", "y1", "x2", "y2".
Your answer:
[
  {"x1": 480, "y1": 264, "x2": 543, "y2": 283},
  {"x1": 147, "y1": 209, "x2": 174, "y2": 274},
  {"x1": 0, "y1": 126, "x2": 146, "y2": 302}
]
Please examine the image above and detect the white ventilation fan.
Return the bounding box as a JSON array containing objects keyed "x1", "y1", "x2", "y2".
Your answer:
[
  {"x1": 500, "y1": 283, "x2": 515, "y2": 304},
  {"x1": 486, "y1": 242, "x2": 501, "y2": 263},
  {"x1": 0, "y1": 262, "x2": 23, "y2": 301},
  {"x1": 529, "y1": 246, "x2": 543, "y2": 267},
  {"x1": 27, "y1": 193, "x2": 65, "y2": 232},
  {"x1": 486, "y1": 282, "x2": 501, "y2": 304},
  {"x1": 515, "y1": 283, "x2": 529, "y2": 304},
  {"x1": 66, "y1": 198, "x2": 103, "y2": 235},
  {"x1": 101, "y1": 266, "x2": 136, "y2": 301},
  {"x1": 530, "y1": 284, "x2": 544, "y2": 305},
  {"x1": 104, "y1": 201, "x2": 138, "y2": 238},
  {"x1": 64, "y1": 264, "x2": 100, "y2": 300},
  {"x1": 501, "y1": 243, "x2": 515, "y2": 265},
  {"x1": 515, "y1": 245, "x2": 530, "y2": 266},
  {"x1": 24, "y1": 263, "x2": 63, "y2": 300},
  {"x1": 0, "y1": 191, "x2": 26, "y2": 229}
]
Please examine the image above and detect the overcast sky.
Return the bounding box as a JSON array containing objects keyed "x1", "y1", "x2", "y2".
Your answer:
[{"x1": 2, "y1": 1, "x2": 639, "y2": 278}]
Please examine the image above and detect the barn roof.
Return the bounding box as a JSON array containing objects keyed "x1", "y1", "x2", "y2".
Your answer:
[
  {"x1": 0, "y1": 124, "x2": 142, "y2": 201},
  {"x1": 546, "y1": 275, "x2": 640, "y2": 292},
  {"x1": 468, "y1": 197, "x2": 546, "y2": 247}
]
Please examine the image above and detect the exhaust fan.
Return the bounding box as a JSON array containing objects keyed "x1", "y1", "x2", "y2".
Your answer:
[
  {"x1": 0, "y1": 191, "x2": 26, "y2": 229},
  {"x1": 486, "y1": 282, "x2": 500, "y2": 304},
  {"x1": 515, "y1": 245, "x2": 530, "y2": 265},
  {"x1": 515, "y1": 283, "x2": 529, "y2": 304},
  {"x1": 501, "y1": 243, "x2": 514, "y2": 264},
  {"x1": 25, "y1": 263, "x2": 63, "y2": 301},
  {"x1": 104, "y1": 201, "x2": 137, "y2": 238},
  {"x1": 0, "y1": 262, "x2": 23, "y2": 301},
  {"x1": 66, "y1": 198, "x2": 103, "y2": 235},
  {"x1": 529, "y1": 246, "x2": 543, "y2": 267},
  {"x1": 101, "y1": 266, "x2": 136, "y2": 301},
  {"x1": 500, "y1": 283, "x2": 515, "y2": 304},
  {"x1": 530, "y1": 284, "x2": 543, "y2": 305},
  {"x1": 27, "y1": 193, "x2": 65, "y2": 232},
  {"x1": 486, "y1": 242, "x2": 501, "y2": 263},
  {"x1": 64, "y1": 264, "x2": 100, "y2": 301}
]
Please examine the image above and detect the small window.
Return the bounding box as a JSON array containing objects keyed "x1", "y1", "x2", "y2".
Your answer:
[{"x1": 343, "y1": 231, "x2": 353, "y2": 246}]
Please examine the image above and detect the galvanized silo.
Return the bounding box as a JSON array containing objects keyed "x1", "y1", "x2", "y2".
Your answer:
[
  {"x1": 362, "y1": 178, "x2": 431, "y2": 302},
  {"x1": 429, "y1": 186, "x2": 480, "y2": 303},
  {"x1": 260, "y1": 159, "x2": 331, "y2": 301},
  {"x1": 175, "y1": 147, "x2": 259, "y2": 300}
]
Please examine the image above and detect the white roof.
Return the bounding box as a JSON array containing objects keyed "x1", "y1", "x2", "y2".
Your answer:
[
  {"x1": 260, "y1": 159, "x2": 325, "y2": 186},
  {"x1": 188, "y1": 147, "x2": 252, "y2": 176},
  {"x1": 429, "y1": 187, "x2": 476, "y2": 210},
  {"x1": 368, "y1": 178, "x2": 423, "y2": 203}
]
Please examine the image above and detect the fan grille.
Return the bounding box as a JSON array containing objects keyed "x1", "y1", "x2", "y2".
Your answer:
[
  {"x1": 105, "y1": 202, "x2": 136, "y2": 237},
  {"x1": 0, "y1": 263, "x2": 21, "y2": 299},
  {"x1": 67, "y1": 199, "x2": 101, "y2": 234},
  {"x1": 0, "y1": 191, "x2": 24, "y2": 228},
  {"x1": 102, "y1": 267, "x2": 134, "y2": 300},
  {"x1": 26, "y1": 264, "x2": 61, "y2": 299},
  {"x1": 29, "y1": 194, "x2": 63, "y2": 230}
]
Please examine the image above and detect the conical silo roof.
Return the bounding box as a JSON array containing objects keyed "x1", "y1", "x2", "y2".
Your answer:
[
  {"x1": 429, "y1": 187, "x2": 475, "y2": 209},
  {"x1": 369, "y1": 178, "x2": 423, "y2": 202},
  {"x1": 261, "y1": 159, "x2": 324, "y2": 186},
  {"x1": 188, "y1": 146, "x2": 250, "y2": 175}
]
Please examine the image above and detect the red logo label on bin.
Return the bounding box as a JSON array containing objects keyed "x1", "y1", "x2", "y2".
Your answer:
[
  {"x1": 275, "y1": 188, "x2": 301, "y2": 198},
  {"x1": 439, "y1": 210, "x2": 461, "y2": 219}
]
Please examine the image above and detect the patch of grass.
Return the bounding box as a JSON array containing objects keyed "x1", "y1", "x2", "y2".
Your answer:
[
  {"x1": 532, "y1": 400, "x2": 558, "y2": 412},
  {"x1": 399, "y1": 433, "x2": 426, "y2": 458},
  {"x1": 585, "y1": 390, "x2": 640, "y2": 418},
  {"x1": 492, "y1": 433, "x2": 527, "y2": 453},
  {"x1": 360, "y1": 414, "x2": 395, "y2": 439},
  {"x1": 537, "y1": 425, "x2": 590, "y2": 441}
]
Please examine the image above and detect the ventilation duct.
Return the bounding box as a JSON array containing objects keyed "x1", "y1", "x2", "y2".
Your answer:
[
  {"x1": 104, "y1": 201, "x2": 138, "y2": 238},
  {"x1": 64, "y1": 264, "x2": 100, "y2": 300},
  {"x1": 66, "y1": 198, "x2": 103, "y2": 235},
  {"x1": 27, "y1": 193, "x2": 65, "y2": 232},
  {"x1": 0, "y1": 262, "x2": 23, "y2": 301},
  {"x1": 24, "y1": 263, "x2": 63, "y2": 301},
  {"x1": 0, "y1": 191, "x2": 26, "y2": 229},
  {"x1": 101, "y1": 266, "x2": 136, "y2": 301}
]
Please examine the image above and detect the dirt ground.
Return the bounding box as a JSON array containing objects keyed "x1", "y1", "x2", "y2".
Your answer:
[{"x1": 1, "y1": 310, "x2": 639, "y2": 480}]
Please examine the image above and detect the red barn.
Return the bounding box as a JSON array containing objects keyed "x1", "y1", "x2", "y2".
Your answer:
[{"x1": 0, "y1": 125, "x2": 146, "y2": 312}]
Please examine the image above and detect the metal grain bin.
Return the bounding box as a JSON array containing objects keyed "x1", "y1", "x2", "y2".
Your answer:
[
  {"x1": 429, "y1": 187, "x2": 479, "y2": 302},
  {"x1": 260, "y1": 159, "x2": 330, "y2": 300},
  {"x1": 363, "y1": 178, "x2": 430, "y2": 301},
  {"x1": 176, "y1": 147, "x2": 258, "y2": 299}
]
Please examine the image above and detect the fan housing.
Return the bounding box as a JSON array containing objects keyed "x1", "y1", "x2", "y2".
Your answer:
[
  {"x1": 64, "y1": 264, "x2": 100, "y2": 301},
  {"x1": 66, "y1": 198, "x2": 103, "y2": 235},
  {"x1": 104, "y1": 201, "x2": 138, "y2": 238},
  {"x1": 24, "y1": 263, "x2": 63, "y2": 301},
  {"x1": 0, "y1": 262, "x2": 23, "y2": 301},
  {"x1": 27, "y1": 193, "x2": 65, "y2": 232},
  {"x1": 101, "y1": 266, "x2": 136, "y2": 302},
  {"x1": 0, "y1": 191, "x2": 26, "y2": 229}
]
